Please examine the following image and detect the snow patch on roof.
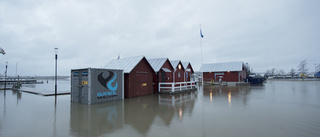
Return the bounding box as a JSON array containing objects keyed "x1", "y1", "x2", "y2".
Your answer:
[
  {"x1": 170, "y1": 60, "x2": 180, "y2": 69},
  {"x1": 147, "y1": 58, "x2": 168, "y2": 72},
  {"x1": 200, "y1": 62, "x2": 244, "y2": 72},
  {"x1": 104, "y1": 56, "x2": 144, "y2": 73},
  {"x1": 182, "y1": 62, "x2": 190, "y2": 69}
]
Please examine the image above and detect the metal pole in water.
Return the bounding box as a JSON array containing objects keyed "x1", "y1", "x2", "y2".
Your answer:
[
  {"x1": 16, "y1": 63, "x2": 17, "y2": 76},
  {"x1": 55, "y1": 48, "x2": 58, "y2": 96},
  {"x1": 4, "y1": 62, "x2": 8, "y2": 90}
]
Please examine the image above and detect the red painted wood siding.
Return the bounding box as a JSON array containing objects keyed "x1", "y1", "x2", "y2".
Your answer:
[
  {"x1": 158, "y1": 60, "x2": 174, "y2": 83},
  {"x1": 125, "y1": 58, "x2": 155, "y2": 98},
  {"x1": 185, "y1": 64, "x2": 194, "y2": 82},
  {"x1": 203, "y1": 71, "x2": 242, "y2": 82},
  {"x1": 153, "y1": 59, "x2": 174, "y2": 93},
  {"x1": 202, "y1": 63, "x2": 248, "y2": 82},
  {"x1": 174, "y1": 62, "x2": 185, "y2": 83}
]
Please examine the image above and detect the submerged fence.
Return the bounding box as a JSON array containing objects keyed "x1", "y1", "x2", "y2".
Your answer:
[{"x1": 158, "y1": 81, "x2": 197, "y2": 93}]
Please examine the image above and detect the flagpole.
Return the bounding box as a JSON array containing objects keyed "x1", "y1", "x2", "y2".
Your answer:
[
  {"x1": 200, "y1": 24, "x2": 204, "y2": 86},
  {"x1": 200, "y1": 24, "x2": 203, "y2": 65}
]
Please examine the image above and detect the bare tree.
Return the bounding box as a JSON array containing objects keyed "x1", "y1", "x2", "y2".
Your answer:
[
  {"x1": 271, "y1": 68, "x2": 276, "y2": 76},
  {"x1": 298, "y1": 60, "x2": 309, "y2": 79},
  {"x1": 316, "y1": 63, "x2": 320, "y2": 72},
  {"x1": 278, "y1": 69, "x2": 285, "y2": 75},
  {"x1": 290, "y1": 68, "x2": 295, "y2": 78},
  {"x1": 265, "y1": 69, "x2": 271, "y2": 77}
]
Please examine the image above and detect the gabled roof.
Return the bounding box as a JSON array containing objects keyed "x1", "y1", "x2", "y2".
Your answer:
[
  {"x1": 199, "y1": 62, "x2": 244, "y2": 72},
  {"x1": 182, "y1": 62, "x2": 194, "y2": 73},
  {"x1": 182, "y1": 62, "x2": 190, "y2": 70},
  {"x1": 170, "y1": 60, "x2": 181, "y2": 69},
  {"x1": 147, "y1": 58, "x2": 168, "y2": 72},
  {"x1": 104, "y1": 56, "x2": 144, "y2": 73}
]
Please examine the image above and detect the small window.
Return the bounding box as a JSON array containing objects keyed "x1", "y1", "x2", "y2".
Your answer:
[
  {"x1": 82, "y1": 71, "x2": 88, "y2": 76},
  {"x1": 178, "y1": 72, "x2": 180, "y2": 77},
  {"x1": 73, "y1": 72, "x2": 79, "y2": 77}
]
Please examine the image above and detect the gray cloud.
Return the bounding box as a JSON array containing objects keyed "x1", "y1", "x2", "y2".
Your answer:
[{"x1": 0, "y1": 0, "x2": 319, "y2": 76}]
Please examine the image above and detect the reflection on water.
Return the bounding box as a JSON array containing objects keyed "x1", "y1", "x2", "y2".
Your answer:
[
  {"x1": 21, "y1": 80, "x2": 70, "y2": 94},
  {"x1": 1, "y1": 81, "x2": 320, "y2": 137},
  {"x1": 202, "y1": 85, "x2": 252, "y2": 108},
  {"x1": 70, "y1": 101, "x2": 124, "y2": 137},
  {"x1": 69, "y1": 92, "x2": 197, "y2": 137}
]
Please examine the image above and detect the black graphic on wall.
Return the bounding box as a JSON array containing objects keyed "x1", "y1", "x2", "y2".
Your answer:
[{"x1": 97, "y1": 71, "x2": 118, "y2": 91}]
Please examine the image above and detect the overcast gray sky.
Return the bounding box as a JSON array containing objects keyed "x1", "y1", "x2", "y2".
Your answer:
[{"x1": 0, "y1": 0, "x2": 319, "y2": 76}]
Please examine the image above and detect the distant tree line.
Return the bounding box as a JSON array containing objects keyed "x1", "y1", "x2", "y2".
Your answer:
[{"x1": 265, "y1": 60, "x2": 320, "y2": 79}]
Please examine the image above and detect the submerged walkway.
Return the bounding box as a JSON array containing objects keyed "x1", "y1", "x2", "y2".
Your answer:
[{"x1": 17, "y1": 87, "x2": 70, "y2": 96}]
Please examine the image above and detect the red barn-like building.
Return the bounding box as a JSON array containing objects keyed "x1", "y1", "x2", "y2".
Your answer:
[
  {"x1": 104, "y1": 56, "x2": 155, "y2": 98},
  {"x1": 182, "y1": 62, "x2": 194, "y2": 82},
  {"x1": 147, "y1": 58, "x2": 174, "y2": 93},
  {"x1": 200, "y1": 62, "x2": 250, "y2": 82}
]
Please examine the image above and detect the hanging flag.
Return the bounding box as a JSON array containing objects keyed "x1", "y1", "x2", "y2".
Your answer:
[
  {"x1": 200, "y1": 29, "x2": 204, "y2": 38},
  {"x1": 0, "y1": 47, "x2": 5, "y2": 55}
]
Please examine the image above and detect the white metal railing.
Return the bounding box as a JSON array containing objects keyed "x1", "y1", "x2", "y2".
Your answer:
[{"x1": 158, "y1": 81, "x2": 196, "y2": 93}]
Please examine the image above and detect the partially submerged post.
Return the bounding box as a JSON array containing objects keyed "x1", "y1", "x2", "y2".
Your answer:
[{"x1": 54, "y1": 48, "x2": 58, "y2": 96}]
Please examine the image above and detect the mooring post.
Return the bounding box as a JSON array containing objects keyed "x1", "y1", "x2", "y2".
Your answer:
[
  {"x1": 54, "y1": 48, "x2": 58, "y2": 96},
  {"x1": 4, "y1": 62, "x2": 8, "y2": 90}
]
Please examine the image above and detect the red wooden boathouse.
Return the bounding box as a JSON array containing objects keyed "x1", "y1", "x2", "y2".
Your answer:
[
  {"x1": 104, "y1": 56, "x2": 155, "y2": 98},
  {"x1": 147, "y1": 58, "x2": 174, "y2": 93},
  {"x1": 199, "y1": 62, "x2": 250, "y2": 82}
]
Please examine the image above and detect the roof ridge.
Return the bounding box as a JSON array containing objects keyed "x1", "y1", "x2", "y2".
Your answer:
[
  {"x1": 115, "y1": 55, "x2": 144, "y2": 60},
  {"x1": 147, "y1": 57, "x2": 168, "y2": 60},
  {"x1": 104, "y1": 56, "x2": 145, "y2": 73},
  {"x1": 203, "y1": 61, "x2": 243, "y2": 65}
]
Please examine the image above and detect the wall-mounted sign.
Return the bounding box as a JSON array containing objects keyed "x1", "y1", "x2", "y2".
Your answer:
[
  {"x1": 215, "y1": 73, "x2": 224, "y2": 75},
  {"x1": 82, "y1": 81, "x2": 88, "y2": 85}
]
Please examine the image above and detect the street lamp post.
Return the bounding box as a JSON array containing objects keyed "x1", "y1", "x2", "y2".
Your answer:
[
  {"x1": 55, "y1": 48, "x2": 58, "y2": 96},
  {"x1": 4, "y1": 62, "x2": 8, "y2": 90},
  {"x1": 315, "y1": 64, "x2": 317, "y2": 79}
]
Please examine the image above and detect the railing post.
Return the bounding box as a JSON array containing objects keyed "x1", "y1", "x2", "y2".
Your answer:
[
  {"x1": 186, "y1": 82, "x2": 189, "y2": 90},
  {"x1": 185, "y1": 82, "x2": 187, "y2": 90},
  {"x1": 172, "y1": 82, "x2": 174, "y2": 93}
]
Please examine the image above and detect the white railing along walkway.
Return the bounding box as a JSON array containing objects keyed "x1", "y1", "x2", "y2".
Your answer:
[{"x1": 158, "y1": 81, "x2": 196, "y2": 93}]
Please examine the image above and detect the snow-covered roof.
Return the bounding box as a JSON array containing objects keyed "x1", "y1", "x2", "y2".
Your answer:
[
  {"x1": 170, "y1": 60, "x2": 180, "y2": 69},
  {"x1": 147, "y1": 58, "x2": 168, "y2": 72},
  {"x1": 161, "y1": 68, "x2": 171, "y2": 72},
  {"x1": 199, "y1": 62, "x2": 244, "y2": 72},
  {"x1": 104, "y1": 56, "x2": 144, "y2": 73},
  {"x1": 182, "y1": 62, "x2": 190, "y2": 69},
  {"x1": 182, "y1": 62, "x2": 194, "y2": 72}
]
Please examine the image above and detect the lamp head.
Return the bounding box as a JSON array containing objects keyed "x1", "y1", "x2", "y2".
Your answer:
[{"x1": 54, "y1": 48, "x2": 59, "y2": 54}]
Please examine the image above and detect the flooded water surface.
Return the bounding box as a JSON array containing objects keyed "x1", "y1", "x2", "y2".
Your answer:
[{"x1": 1, "y1": 80, "x2": 320, "y2": 137}]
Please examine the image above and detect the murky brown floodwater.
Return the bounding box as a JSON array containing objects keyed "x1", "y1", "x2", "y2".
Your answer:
[{"x1": 1, "y1": 80, "x2": 320, "y2": 137}]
